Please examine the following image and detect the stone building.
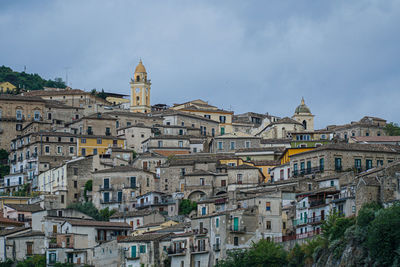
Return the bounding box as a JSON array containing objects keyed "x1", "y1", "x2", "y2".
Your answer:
[
  {"x1": 291, "y1": 98, "x2": 315, "y2": 131},
  {"x1": 256, "y1": 117, "x2": 305, "y2": 139},
  {"x1": 326, "y1": 116, "x2": 387, "y2": 140},
  {"x1": 92, "y1": 166, "x2": 158, "y2": 211},
  {"x1": 117, "y1": 124, "x2": 153, "y2": 152},
  {"x1": 289, "y1": 143, "x2": 400, "y2": 178},
  {"x1": 211, "y1": 133, "x2": 261, "y2": 153},
  {"x1": 152, "y1": 109, "x2": 220, "y2": 137},
  {"x1": 67, "y1": 112, "x2": 117, "y2": 136},
  {"x1": 171, "y1": 99, "x2": 234, "y2": 134},
  {"x1": 142, "y1": 135, "x2": 192, "y2": 156}
]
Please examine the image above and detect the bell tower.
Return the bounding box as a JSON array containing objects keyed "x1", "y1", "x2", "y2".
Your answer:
[{"x1": 130, "y1": 60, "x2": 151, "y2": 113}]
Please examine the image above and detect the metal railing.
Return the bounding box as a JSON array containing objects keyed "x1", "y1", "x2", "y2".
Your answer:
[{"x1": 229, "y1": 225, "x2": 246, "y2": 233}]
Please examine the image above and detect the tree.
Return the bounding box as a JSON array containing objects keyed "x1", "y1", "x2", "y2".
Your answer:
[
  {"x1": 16, "y1": 255, "x2": 45, "y2": 267},
  {"x1": 67, "y1": 201, "x2": 116, "y2": 221},
  {"x1": 179, "y1": 199, "x2": 197, "y2": 215},
  {"x1": 216, "y1": 239, "x2": 287, "y2": 267},
  {"x1": 384, "y1": 122, "x2": 400, "y2": 136},
  {"x1": 83, "y1": 180, "x2": 92, "y2": 201}
]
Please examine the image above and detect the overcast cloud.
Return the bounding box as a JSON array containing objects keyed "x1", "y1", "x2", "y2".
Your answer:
[{"x1": 0, "y1": 0, "x2": 399, "y2": 129}]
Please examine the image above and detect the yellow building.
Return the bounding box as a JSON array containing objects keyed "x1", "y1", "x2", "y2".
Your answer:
[
  {"x1": 130, "y1": 60, "x2": 151, "y2": 113},
  {"x1": 0, "y1": 82, "x2": 17, "y2": 93},
  {"x1": 171, "y1": 99, "x2": 234, "y2": 134},
  {"x1": 133, "y1": 220, "x2": 178, "y2": 236},
  {"x1": 280, "y1": 147, "x2": 315, "y2": 165},
  {"x1": 77, "y1": 135, "x2": 125, "y2": 156},
  {"x1": 0, "y1": 196, "x2": 30, "y2": 211}
]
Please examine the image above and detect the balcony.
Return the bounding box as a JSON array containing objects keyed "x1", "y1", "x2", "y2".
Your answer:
[
  {"x1": 99, "y1": 185, "x2": 113, "y2": 191},
  {"x1": 229, "y1": 226, "x2": 246, "y2": 233},
  {"x1": 310, "y1": 199, "x2": 326, "y2": 207},
  {"x1": 213, "y1": 243, "x2": 220, "y2": 252},
  {"x1": 293, "y1": 218, "x2": 307, "y2": 226},
  {"x1": 167, "y1": 247, "x2": 186, "y2": 256},
  {"x1": 308, "y1": 215, "x2": 324, "y2": 224},
  {"x1": 190, "y1": 245, "x2": 208, "y2": 254},
  {"x1": 193, "y1": 228, "x2": 208, "y2": 236},
  {"x1": 100, "y1": 198, "x2": 122, "y2": 204},
  {"x1": 292, "y1": 166, "x2": 323, "y2": 178}
]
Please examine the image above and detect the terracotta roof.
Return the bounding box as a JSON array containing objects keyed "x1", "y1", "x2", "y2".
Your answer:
[
  {"x1": 5, "y1": 204, "x2": 43, "y2": 212},
  {"x1": 0, "y1": 218, "x2": 25, "y2": 226},
  {"x1": 0, "y1": 94, "x2": 45, "y2": 102},
  {"x1": 64, "y1": 219, "x2": 131, "y2": 228}
]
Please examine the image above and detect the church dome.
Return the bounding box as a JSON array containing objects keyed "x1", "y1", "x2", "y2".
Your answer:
[
  {"x1": 134, "y1": 60, "x2": 147, "y2": 74},
  {"x1": 294, "y1": 98, "x2": 311, "y2": 114}
]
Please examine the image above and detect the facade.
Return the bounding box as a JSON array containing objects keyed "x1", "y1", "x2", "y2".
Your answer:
[
  {"x1": 291, "y1": 98, "x2": 315, "y2": 131},
  {"x1": 327, "y1": 116, "x2": 387, "y2": 140},
  {"x1": 76, "y1": 135, "x2": 125, "y2": 157},
  {"x1": 211, "y1": 133, "x2": 261, "y2": 153},
  {"x1": 130, "y1": 60, "x2": 151, "y2": 113}
]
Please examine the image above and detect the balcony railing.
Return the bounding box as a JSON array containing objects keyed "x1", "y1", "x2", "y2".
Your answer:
[
  {"x1": 190, "y1": 245, "x2": 208, "y2": 253},
  {"x1": 292, "y1": 166, "x2": 323, "y2": 177},
  {"x1": 193, "y1": 228, "x2": 208, "y2": 235},
  {"x1": 100, "y1": 185, "x2": 113, "y2": 191},
  {"x1": 167, "y1": 247, "x2": 186, "y2": 255},
  {"x1": 229, "y1": 226, "x2": 246, "y2": 233}
]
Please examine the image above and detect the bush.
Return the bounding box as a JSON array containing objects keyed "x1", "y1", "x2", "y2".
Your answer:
[
  {"x1": 67, "y1": 202, "x2": 116, "y2": 221},
  {"x1": 322, "y1": 212, "x2": 355, "y2": 242},
  {"x1": 16, "y1": 255, "x2": 45, "y2": 267},
  {"x1": 179, "y1": 199, "x2": 197, "y2": 215}
]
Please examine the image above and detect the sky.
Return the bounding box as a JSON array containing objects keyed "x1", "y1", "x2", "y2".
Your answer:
[{"x1": 0, "y1": 0, "x2": 399, "y2": 129}]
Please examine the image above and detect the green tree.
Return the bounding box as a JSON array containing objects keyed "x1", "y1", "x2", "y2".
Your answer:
[
  {"x1": 179, "y1": 199, "x2": 197, "y2": 215},
  {"x1": 68, "y1": 201, "x2": 116, "y2": 221},
  {"x1": 384, "y1": 122, "x2": 400, "y2": 136},
  {"x1": 16, "y1": 255, "x2": 45, "y2": 267},
  {"x1": 366, "y1": 204, "x2": 400, "y2": 266},
  {"x1": 83, "y1": 180, "x2": 93, "y2": 201}
]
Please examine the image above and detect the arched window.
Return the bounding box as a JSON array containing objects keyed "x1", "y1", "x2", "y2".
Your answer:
[
  {"x1": 136, "y1": 96, "x2": 140, "y2": 104},
  {"x1": 302, "y1": 120, "x2": 307, "y2": 129},
  {"x1": 136, "y1": 75, "x2": 140, "y2": 82}
]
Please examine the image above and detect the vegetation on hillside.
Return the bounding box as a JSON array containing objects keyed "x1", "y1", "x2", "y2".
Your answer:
[
  {"x1": 216, "y1": 202, "x2": 400, "y2": 267},
  {"x1": 0, "y1": 65, "x2": 66, "y2": 92},
  {"x1": 384, "y1": 122, "x2": 400, "y2": 136},
  {"x1": 0, "y1": 149, "x2": 10, "y2": 178},
  {"x1": 179, "y1": 199, "x2": 197, "y2": 215},
  {"x1": 67, "y1": 201, "x2": 116, "y2": 221}
]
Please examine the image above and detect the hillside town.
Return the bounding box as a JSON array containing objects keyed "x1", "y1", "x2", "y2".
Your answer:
[{"x1": 0, "y1": 60, "x2": 399, "y2": 267}]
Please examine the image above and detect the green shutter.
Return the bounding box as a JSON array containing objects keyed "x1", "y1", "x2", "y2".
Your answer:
[{"x1": 131, "y1": 245, "x2": 136, "y2": 258}]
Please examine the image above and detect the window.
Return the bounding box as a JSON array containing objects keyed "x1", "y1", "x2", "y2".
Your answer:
[
  {"x1": 219, "y1": 116, "x2": 226, "y2": 123},
  {"x1": 320, "y1": 158, "x2": 324, "y2": 171},
  {"x1": 300, "y1": 162, "x2": 305, "y2": 174},
  {"x1": 139, "y1": 245, "x2": 146, "y2": 254},
  {"x1": 234, "y1": 236, "x2": 239, "y2": 246},
  {"x1": 146, "y1": 177, "x2": 149, "y2": 187},
  {"x1": 116, "y1": 121, "x2": 119, "y2": 128},
  {"x1": 81, "y1": 138, "x2": 86, "y2": 144},
  {"x1": 130, "y1": 177, "x2": 136, "y2": 188},
  {"x1": 294, "y1": 163, "x2": 298, "y2": 176},
  {"x1": 245, "y1": 141, "x2": 251, "y2": 148},
  {"x1": 57, "y1": 146, "x2": 62, "y2": 154},
  {"x1": 45, "y1": 146, "x2": 50, "y2": 154},
  {"x1": 69, "y1": 147, "x2": 74, "y2": 154},
  {"x1": 118, "y1": 191, "x2": 122, "y2": 202},
  {"x1": 237, "y1": 174, "x2": 243, "y2": 184},
  {"x1": 16, "y1": 124, "x2": 22, "y2": 131},
  {"x1": 93, "y1": 148, "x2": 98, "y2": 155},
  {"x1": 202, "y1": 206, "x2": 206, "y2": 215},
  {"x1": 105, "y1": 127, "x2": 111, "y2": 136},
  {"x1": 230, "y1": 141, "x2": 235, "y2": 150},
  {"x1": 74, "y1": 181, "x2": 77, "y2": 188},
  {"x1": 16, "y1": 110, "x2": 23, "y2": 120},
  {"x1": 204, "y1": 115, "x2": 211, "y2": 119},
  {"x1": 330, "y1": 180, "x2": 334, "y2": 187},
  {"x1": 26, "y1": 242, "x2": 33, "y2": 256},
  {"x1": 34, "y1": 111, "x2": 40, "y2": 121},
  {"x1": 97, "y1": 138, "x2": 102, "y2": 144},
  {"x1": 49, "y1": 253, "x2": 56, "y2": 264},
  {"x1": 266, "y1": 202, "x2": 271, "y2": 211},
  {"x1": 355, "y1": 159, "x2": 361, "y2": 171},
  {"x1": 220, "y1": 127, "x2": 225, "y2": 135},
  {"x1": 306, "y1": 161, "x2": 311, "y2": 173},
  {"x1": 216, "y1": 218, "x2": 219, "y2": 228},
  {"x1": 377, "y1": 160, "x2": 384, "y2": 166},
  {"x1": 366, "y1": 132, "x2": 370, "y2": 136},
  {"x1": 103, "y1": 192, "x2": 109, "y2": 203},
  {"x1": 178, "y1": 141, "x2": 183, "y2": 147},
  {"x1": 218, "y1": 142, "x2": 223, "y2": 150},
  {"x1": 266, "y1": 221, "x2": 271, "y2": 230},
  {"x1": 103, "y1": 178, "x2": 110, "y2": 189},
  {"x1": 158, "y1": 141, "x2": 163, "y2": 148},
  {"x1": 366, "y1": 159, "x2": 373, "y2": 170},
  {"x1": 221, "y1": 180, "x2": 226, "y2": 187},
  {"x1": 61, "y1": 195, "x2": 65, "y2": 204},
  {"x1": 87, "y1": 126, "x2": 93, "y2": 135},
  {"x1": 335, "y1": 158, "x2": 342, "y2": 171},
  {"x1": 181, "y1": 168, "x2": 186, "y2": 176},
  {"x1": 81, "y1": 148, "x2": 86, "y2": 156},
  {"x1": 179, "y1": 129, "x2": 183, "y2": 135}
]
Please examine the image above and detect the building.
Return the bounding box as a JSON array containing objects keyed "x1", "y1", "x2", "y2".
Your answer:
[
  {"x1": 349, "y1": 136, "x2": 400, "y2": 145},
  {"x1": 326, "y1": 116, "x2": 387, "y2": 140},
  {"x1": 290, "y1": 130, "x2": 333, "y2": 148},
  {"x1": 256, "y1": 117, "x2": 305, "y2": 139},
  {"x1": 92, "y1": 166, "x2": 157, "y2": 211},
  {"x1": 211, "y1": 133, "x2": 261, "y2": 153},
  {"x1": 110, "y1": 210, "x2": 165, "y2": 230},
  {"x1": 0, "y1": 82, "x2": 17, "y2": 93},
  {"x1": 76, "y1": 135, "x2": 125, "y2": 157},
  {"x1": 142, "y1": 135, "x2": 192, "y2": 156},
  {"x1": 171, "y1": 99, "x2": 234, "y2": 134},
  {"x1": 2, "y1": 204, "x2": 43, "y2": 226},
  {"x1": 130, "y1": 60, "x2": 151, "y2": 113},
  {"x1": 291, "y1": 98, "x2": 315, "y2": 131},
  {"x1": 289, "y1": 143, "x2": 400, "y2": 179}
]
